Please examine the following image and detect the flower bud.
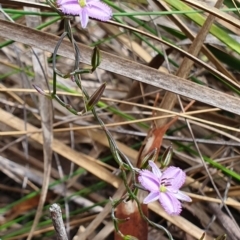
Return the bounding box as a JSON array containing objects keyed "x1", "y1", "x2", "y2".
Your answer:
[
  {"x1": 140, "y1": 148, "x2": 157, "y2": 168},
  {"x1": 86, "y1": 82, "x2": 106, "y2": 111},
  {"x1": 160, "y1": 145, "x2": 173, "y2": 168}
]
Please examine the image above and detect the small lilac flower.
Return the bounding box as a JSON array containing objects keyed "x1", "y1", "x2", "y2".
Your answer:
[
  {"x1": 138, "y1": 161, "x2": 192, "y2": 215},
  {"x1": 57, "y1": 0, "x2": 112, "y2": 28}
]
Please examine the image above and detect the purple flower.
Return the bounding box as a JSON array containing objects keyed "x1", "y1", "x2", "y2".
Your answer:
[
  {"x1": 138, "y1": 161, "x2": 192, "y2": 215},
  {"x1": 57, "y1": 0, "x2": 112, "y2": 28}
]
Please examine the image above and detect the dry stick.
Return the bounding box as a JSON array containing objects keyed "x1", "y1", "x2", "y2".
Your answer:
[
  {"x1": 25, "y1": 2, "x2": 53, "y2": 240},
  {"x1": 49, "y1": 204, "x2": 68, "y2": 240},
  {"x1": 208, "y1": 203, "x2": 240, "y2": 240}
]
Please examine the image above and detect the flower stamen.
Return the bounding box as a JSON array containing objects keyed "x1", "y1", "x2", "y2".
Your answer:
[
  {"x1": 79, "y1": 0, "x2": 86, "y2": 7},
  {"x1": 160, "y1": 185, "x2": 167, "y2": 192}
]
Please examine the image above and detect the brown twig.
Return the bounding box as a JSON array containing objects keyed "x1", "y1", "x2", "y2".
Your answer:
[{"x1": 49, "y1": 204, "x2": 69, "y2": 240}]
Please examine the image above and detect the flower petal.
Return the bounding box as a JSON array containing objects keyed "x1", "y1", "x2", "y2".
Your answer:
[
  {"x1": 174, "y1": 190, "x2": 192, "y2": 202},
  {"x1": 86, "y1": 1, "x2": 112, "y2": 21},
  {"x1": 87, "y1": 0, "x2": 100, "y2": 3},
  {"x1": 159, "y1": 192, "x2": 182, "y2": 215},
  {"x1": 138, "y1": 169, "x2": 160, "y2": 192},
  {"x1": 139, "y1": 169, "x2": 158, "y2": 181},
  {"x1": 148, "y1": 160, "x2": 162, "y2": 179},
  {"x1": 162, "y1": 166, "x2": 186, "y2": 189},
  {"x1": 143, "y1": 191, "x2": 160, "y2": 204},
  {"x1": 80, "y1": 8, "x2": 89, "y2": 28},
  {"x1": 57, "y1": 0, "x2": 82, "y2": 15},
  {"x1": 58, "y1": 0, "x2": 75, "y2": 5}
]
